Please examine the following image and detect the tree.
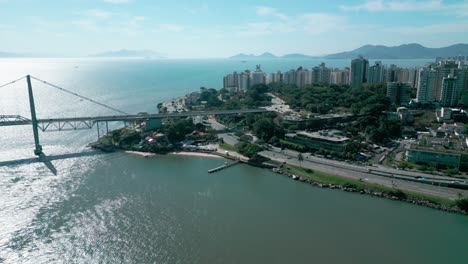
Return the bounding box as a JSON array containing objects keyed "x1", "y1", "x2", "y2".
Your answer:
[
  {"x1": 298, "y1": 153, "x2": 304, "y2": 167},
  {"x1": 253, "y1": 118, "x2": 275, "y2": 141},
  {"x1": 455, "y1": 198, "x2": 468, "y2": 212}
]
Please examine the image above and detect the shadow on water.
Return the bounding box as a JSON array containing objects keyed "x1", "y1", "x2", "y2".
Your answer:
[{"x1": 0, "y1": 151, "x2": 103, "y2": 175}]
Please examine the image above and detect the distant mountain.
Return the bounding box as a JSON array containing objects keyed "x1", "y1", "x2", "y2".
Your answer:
[
  {"x1": 229, "y1": 52, "x2": 317, "y2": 59},
  {"x1": 324, "y1": 43, "x2": 468, "y2": 59},
  {"x1": 282, "y1": 53, "x2": 318, "y2": 59},
  {"x1": 90, "y1": 49, "x2": 166, "y2": 58},
  {"x1": 230, "y1": 52, "x2": 277, "y2": 59},
  {"x1": 0, "y1": 51, "x2": 40, "y2": 58}
]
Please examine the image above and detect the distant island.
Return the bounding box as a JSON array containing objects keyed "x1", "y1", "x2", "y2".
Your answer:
[
  {"x1": 230, "y1": 52, "x2": 317, "y2": 60},
  {"x1": 230, "y1": 43, "x2": 468, "y2": 60},
  {"x1": 0, "y1": 51, "x2": 49, "y2": 58},
  {"x1": 89, "y1": 49, "x2": 166, "y2": 59},
  {"x1": 324, "y1": 43, "x2": 468, "y2": 59}
]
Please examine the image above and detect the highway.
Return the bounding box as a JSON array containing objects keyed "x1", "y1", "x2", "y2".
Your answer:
[{"x1": 259, "y1": 148, "x2": 468, "y2": 200}]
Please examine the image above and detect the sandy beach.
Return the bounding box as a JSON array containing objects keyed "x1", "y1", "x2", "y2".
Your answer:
[
  {"x1": 125, "y1": 151, "x2": 157, "y2": 158},
  {"x1": 170, "y1": 151, "x2": 223, "y2": 159}
]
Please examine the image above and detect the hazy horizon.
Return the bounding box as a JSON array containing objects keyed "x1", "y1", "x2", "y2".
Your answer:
[{"x1": 1, "y1": 0, "x2": 468, "y2": 58}]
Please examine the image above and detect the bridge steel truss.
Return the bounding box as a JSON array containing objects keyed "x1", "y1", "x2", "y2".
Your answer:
[{"x1": 0, "y1": 74, "x2": 269, "y2": 156}]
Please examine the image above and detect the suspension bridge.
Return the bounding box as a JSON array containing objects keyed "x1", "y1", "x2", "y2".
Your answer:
[{"x1": 0, "y1": 75, "x2": 268, "y2": 157}]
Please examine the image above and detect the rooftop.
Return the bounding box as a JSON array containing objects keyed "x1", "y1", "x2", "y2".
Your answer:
[{"x1": 292, "y1": 130, "x2": 349, "y2": 142}]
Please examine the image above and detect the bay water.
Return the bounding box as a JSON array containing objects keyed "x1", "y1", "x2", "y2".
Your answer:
[{"x1": 0, "y1": 58, "x2": 467, "y2": 263}]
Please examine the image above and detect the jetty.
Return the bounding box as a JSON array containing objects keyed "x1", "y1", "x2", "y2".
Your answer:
[{"x1": 208, "y1": 160, "x2": 240, "y2": 173}]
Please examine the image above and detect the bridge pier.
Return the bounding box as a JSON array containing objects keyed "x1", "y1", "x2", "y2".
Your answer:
[{"x1": 26, "y1": 75, "x2": 43, "y2": 156}]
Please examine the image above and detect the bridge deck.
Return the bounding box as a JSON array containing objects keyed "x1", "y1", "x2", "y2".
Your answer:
[{"x1": 0, "y1": 109, "x2": 268, "y2": 128}]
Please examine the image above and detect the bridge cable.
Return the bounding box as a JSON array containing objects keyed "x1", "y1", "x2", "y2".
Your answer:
[
  {"x1": 0, "y1": 76, "x2": 26, "y2": 89},
  {"x1": 30, "y1": 76, "x2": 129, "y2": 115}
]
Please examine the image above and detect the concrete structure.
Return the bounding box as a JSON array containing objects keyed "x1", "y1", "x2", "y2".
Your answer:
[
  {"x1": 406, "y1": 136, "x2": 468, "y2": 170},
  {"x1": 250, "y1": 65, "x2": 265, "y2": 87},
  {"x1": 330, "y1": 68, "x2": 350, "y2": 85},
  {"x1": 434, "y1": 61, "x2": 458, "y2": 101},
  {"x1": 396, "y1": 107, "x2": 414, "y2": 124},
  {"x1": 312, "y1": 63, "x2": 331, "y2": 84},
  {"x1": 368, "y1": 61, "x2": 385, "y2": 84},
  {"x1": 285, "y1": 130, "x2": 349, "y2": 153},
  {"x1": 416, "y1": 68, "x2": 436, "y2": 103},
  {"x1": 350, "y1": 56, "x2": 369, "y2": 86},
  {"x1": 386, "y1": 82, "x2": 412, "y2": 106},
  {"x1": 440, "y1": 75, "x2": 461, "y2": 107}
]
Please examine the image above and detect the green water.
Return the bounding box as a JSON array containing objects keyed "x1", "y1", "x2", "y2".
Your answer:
[{"x1": 2, "y1": 154, "x2": 466, "y2": 263}]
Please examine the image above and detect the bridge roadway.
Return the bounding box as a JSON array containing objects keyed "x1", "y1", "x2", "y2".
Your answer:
[{"x1": 0, "y1": 109, "x2": 268, "y2": 131}]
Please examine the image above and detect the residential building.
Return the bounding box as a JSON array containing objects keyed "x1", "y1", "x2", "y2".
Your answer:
[
  {"x1": 368, "y1": 61, "x2": 385, "y2": 84},
  {"x1": 330, "y1": 68, "x2": 350, "y2": 85},
  {"x1": 434, "y1": 61, "x2": 458, "y2": 101},
  {"x1": 350, "y1": 56, "x2": 369, "y2": 86},
  {"x1": 312, "y1": 63, "x2": 331, "y2": 84},
  {"x1": 440, "y1": 75, "x2": 461, "y2": 107},
  {"x1": 250, "y1": 65, "x2": 265, "y2": 87},
  {"x1": 416, "y1": 68, "x2": 436, "y2": 103},
  {"x1": 386, "y1": 82, "x2": 412, "y2": 106}
]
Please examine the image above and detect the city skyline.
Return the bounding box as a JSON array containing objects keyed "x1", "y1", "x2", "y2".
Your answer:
[{"x1": 1, "y1": 0, "x2": 468, "y2": 58}]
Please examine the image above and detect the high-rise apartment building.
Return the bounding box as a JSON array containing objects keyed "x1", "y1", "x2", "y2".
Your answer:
[
  {"x1": 350, "y1": 56, "x2": 369, "y2": 86},
  {"x1": 250, "y1": 65, "x2": 265, "y2": 87},
  {"x1": 434, "y1": 61, "x2": 458, "y2": 101},
  {"x1": 416, "y1": 68, "x2": 436, "y2": 103},
  {"x1": 387, "y1": 82, "x2": 412, "y2": 106},
  {"x1": 368, "y1": 61, "x2": 385, "y2": 83},
  {"x1": 440, "y1": 75, "x2": 461, "y2": 107}
]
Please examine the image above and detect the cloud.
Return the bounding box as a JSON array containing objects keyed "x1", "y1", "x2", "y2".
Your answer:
[
  {"x1": 340, "y1": 0, "x2": 443, "y2": 12},
  {"x1": 241, "y1": 6, "x2": 346, "y2": 36},
  {"x1": 384, "y1": 20, "x2": 468, "y2": 34},
  {"x1": 256, "y1": 6, "x2": 288, "y2": 20},
  {"x1": 103, "y1": 0, "x2": 132, "y2": 4}
]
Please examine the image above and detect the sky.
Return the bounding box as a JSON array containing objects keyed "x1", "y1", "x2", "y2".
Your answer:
[{"x1": 0, "y1": 0, "x2": 468, "y2": 58}]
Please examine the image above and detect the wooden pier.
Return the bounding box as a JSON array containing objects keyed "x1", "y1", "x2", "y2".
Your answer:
[{"x1": 208, "y1": 160, "x2": 240, "y2": 173}]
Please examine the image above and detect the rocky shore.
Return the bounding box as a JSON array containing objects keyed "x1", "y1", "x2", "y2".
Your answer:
[{"x1": 271, "y1": 168, "x2": 467, "y2": 215}]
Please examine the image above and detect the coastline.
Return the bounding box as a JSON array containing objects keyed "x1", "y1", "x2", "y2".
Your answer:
[
  {"x1": 170, "y1": 151, "x2": 223, "y2": 159},
  {"x1": 119, "y1": 149, "x2": 466, "y2": 215},
  {"x1": 125, "y1": 151, "x2": 157, "y2": 158}
]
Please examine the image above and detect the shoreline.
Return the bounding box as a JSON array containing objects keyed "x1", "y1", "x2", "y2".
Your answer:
[
  {"x1": 119, "y1": 149, "x2": 466, "y2": 215},
  {"x1": 125, "y1": 151, "x2": 157, "y2": 157},
  {"x1": 170, "y1": 151, "x2": 223, "y2": 159}
]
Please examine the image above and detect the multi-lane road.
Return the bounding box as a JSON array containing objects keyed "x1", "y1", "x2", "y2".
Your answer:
[{"x1": 260, "y1": 147, "x2": 468, "y2": 200}]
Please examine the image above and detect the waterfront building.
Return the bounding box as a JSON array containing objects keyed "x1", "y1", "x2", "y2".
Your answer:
[
  {"x1": 223, "y1": 71, "x2": 250, "y2": 91},
  {"x1": 350, "y1": 56, "x2": 368, "y2": 86},
  {"x1": 440, "y1": 75, "x2": 461, "y2": 107},
  {"x1": 386, "y1": 82, "x2": 412, "y2": 106},
  {"x1": 368, "y1": 61, "x2": 385, "y2": 84},
  {"x1": 406, "y1": 136, "x2": 468, "y2": 170},
  {"x1": 238, "y1": 71, "x2": 250, "y2": 90},
  {"x1": 250, "y1": 65, "x2": 265, "y2": 87},
  {"x1": 416, "y1": 68, "x2": 436, "y2": 103},
  {"x1": 223, "y1": 72, "x2": 237, "y2": 89},
  {"x1": 285, "y1": 130, "x2": 349, "y2": 153}
]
